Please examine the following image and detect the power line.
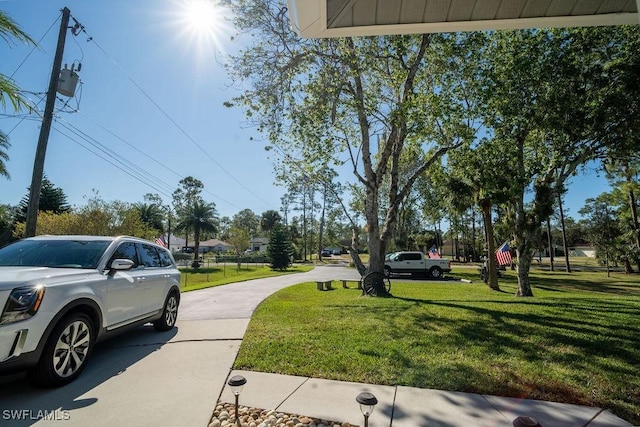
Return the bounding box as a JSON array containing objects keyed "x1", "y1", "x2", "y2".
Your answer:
[
  {"x1": 75, "y1": 20, "x2": 277, "y2": 210},
  {"x1": 56, "y1": 114, "x2": 243, "y2": 209},
  {"x1": 4, "y1": 93, "x2": 47, "y2": 137},
  {"x1": 13, "y1": 93, "x2": 176, "y2": 198},
  {"x1": 76, "y1": 112, "x2": 183, "y2": 180},
  {"x1": 55, "y1": 118, "x2": 176, "y2": 195},
  {"x1": 20, "y1": 89, "x2": 242, "y2": 209},
  {"x1": 9, "y1": 13, "x2": 61, "y2": 79},
  {"x1": 72, "y1": 112, "x2": 241, "y2": 209},
  {"x1": 52, "y1": 123, "x2": 174, "y2": 199}
]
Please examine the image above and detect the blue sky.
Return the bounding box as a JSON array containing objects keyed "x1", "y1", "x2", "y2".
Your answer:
[
  {"x1": 0, "y1": 0, "x2": 284, "y2": 219},
  {"x1": 0, "y1": 0, "x2": 611, "y2": 222}
]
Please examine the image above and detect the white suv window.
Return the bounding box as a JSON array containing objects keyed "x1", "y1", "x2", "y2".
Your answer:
[
  {"x1": 139, "y1": 243, "x2": 161, "y2": 267},
  {"x1": 157, "y1": 249, "x2": 174, "y2": 267},
  {"x1": 110, "y1": 242, "x2": 139, "y2": 267}
]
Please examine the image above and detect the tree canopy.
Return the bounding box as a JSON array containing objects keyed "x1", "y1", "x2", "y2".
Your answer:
[
  {"x1": 15, "y1": 176, "x2": 71, "y2": 225},
  {"x1": 222, "y1": 4, "x2": 639, "y2": 295},
  {"x1": 223, "y1": 0, "x2": 475, "y2": 276}
]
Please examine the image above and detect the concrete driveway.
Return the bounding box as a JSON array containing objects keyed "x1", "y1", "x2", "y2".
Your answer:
[{"x1": 0, "y1": 265, "x2": 350, "y2": 427}]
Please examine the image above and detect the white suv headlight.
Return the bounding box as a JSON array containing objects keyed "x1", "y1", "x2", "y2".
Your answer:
[{"x1": 0, "y1": 286, "x2": 46, "y2": 325}]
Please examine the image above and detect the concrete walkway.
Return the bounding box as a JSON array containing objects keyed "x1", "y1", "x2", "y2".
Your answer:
[{"x1": 219, "y1": 370, "x2": 632, "y2": 426}]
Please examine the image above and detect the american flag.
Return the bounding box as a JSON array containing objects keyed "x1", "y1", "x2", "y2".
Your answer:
[
  {"x1": 428, "y1": 245, "x2": 441, "y2": 259},
  {"x1": 496, "y1": 241, "x2": 512, "y2": 266},
  {"x1": 155, "y1": 236, "x2": 167, "y2": 248}
]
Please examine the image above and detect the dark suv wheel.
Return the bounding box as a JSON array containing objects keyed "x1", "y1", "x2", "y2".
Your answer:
[{"x1": 29, "y1": 313, "x2": 94, "y2": 387}]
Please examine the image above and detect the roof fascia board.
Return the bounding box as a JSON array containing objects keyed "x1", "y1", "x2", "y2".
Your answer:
[
  {"x1": 288, "y1": 0, "x2": 327, "y2": 38},
  {"x1": 305, "y1": 13, "x2": 638, "y2": 38},
  {"x1": 288, "y1": 0, "x2": 638, "y2": 38}
]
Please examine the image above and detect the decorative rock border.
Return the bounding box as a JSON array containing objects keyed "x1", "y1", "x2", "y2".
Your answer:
[{"x1": 209, "y1": 402, "x2": 356, "y2": 427}]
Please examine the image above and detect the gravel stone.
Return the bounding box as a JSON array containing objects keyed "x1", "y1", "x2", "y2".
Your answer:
[{"x1": 210, "y1": 402, "x2": 356, "y2": 427}]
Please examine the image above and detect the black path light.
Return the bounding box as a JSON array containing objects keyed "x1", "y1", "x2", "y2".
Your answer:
[
  {"x1": 513, "y1": 416, "x2": 542, "y2": 427},
  {"x1": 227, "y1": 375, "x2": 247, "y2": 426},
  {"x1": 356, "y1": 391, "x2": 378, "y2": 427}
]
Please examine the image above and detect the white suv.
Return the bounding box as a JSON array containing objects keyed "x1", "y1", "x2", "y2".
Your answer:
[{"x1": 0, "y1": 235, "x2": 181, "y2": 387}]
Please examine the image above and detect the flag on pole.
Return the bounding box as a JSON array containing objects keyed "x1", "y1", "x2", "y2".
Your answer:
[
  {"x1": 428, "y1": 245, "x2": 441, "y2": 259},
  {"x1": 155, "y1": 236, "x2": 167, "y2": 248},
  {"x1": 496, "y1": 241, "x2": 512, "y2": 266}
]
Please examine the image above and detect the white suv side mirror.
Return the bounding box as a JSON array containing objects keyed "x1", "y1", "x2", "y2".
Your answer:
[{"x1": 110, "y1": 259, "x2": 135, "y2": 270}]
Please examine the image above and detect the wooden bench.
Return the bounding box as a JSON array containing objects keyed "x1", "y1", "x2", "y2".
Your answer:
[
  {"x1": 339, "y1": 279, "x2": 362, "y2": 289},
  {"x1": 316, "y1": 280, "x2": 333, "y2": 290}
]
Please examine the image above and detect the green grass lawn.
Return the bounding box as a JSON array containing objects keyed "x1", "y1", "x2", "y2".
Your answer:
[
  {"x1": 179, "y1": 264, "x2": 314, "y2": 292},
  {"x1": 234, "y1": 268, "x2": 640, "y2": 424}
]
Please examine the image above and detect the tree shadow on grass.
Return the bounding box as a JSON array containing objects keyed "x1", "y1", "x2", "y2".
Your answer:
[{"x1": 362, "y1": 294, "x2": 640, "y2": 424}]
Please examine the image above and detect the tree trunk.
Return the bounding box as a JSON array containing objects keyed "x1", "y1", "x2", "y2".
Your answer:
[
  {"x1": 623, "y1": 258, "x2": 634, "y2": 274},
  {"x1": 302, "y1": 191, "x2": 307, "y2": 261},
  {"x1": 317, "y1": 183, "x2": 327, "y2": 261},
  {"x1": 558, "y1": 193, "x2": 571, "y2": 273},
  {"x1": 451, "y1": 233, "x2": 455, "y2": 262},
  {"x1": 192, "y1": 227, "x2": 201, "y2": 268},
  {"x1": 471, "y1": 212, "x2": 478, "y2": 262},
  {"x1": 461, "y1": 214, "x2": 467, "y2": 262},
  {"x1": 547, "y1": 218, "x2": 554, "y2": 272},
  {"x1": 480, "y1": 199, "x2": 500, "y2": 291},
  {"x1": 510, "y1": 133, "x2": 537, "y2": 297},
  {"x1": 514, "y1": 185, "x2": 534, "y2": 297},
  {"x1": 515, "y1": 245, "x2": 534, "y2": 297},
  {"x1": 366, "y1": 198, "x2": 386, "y2": 276},
  {"x1": 625, "y1": 165, "x2": 640, "y2": 271},
  {"x1": 167, "y1": 211, "x2": 172, "y2": 251},
  {"x1": 348, "y1": 225, "x2": 367, "y2": 276},
  {"x1": 361, "y1": 180, "x2": 393, "y2": 296},
  {"x1": 368, "y1": 231, "x2": 385, "y2": 274}
]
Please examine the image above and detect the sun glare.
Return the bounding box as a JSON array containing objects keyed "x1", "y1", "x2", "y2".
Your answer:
[
  {"x1": 183, "y1": 0, "x2": 220, "y2": 33},
  {"x1": 174, "y1": 0, "x2": 232, "y2": 55}
]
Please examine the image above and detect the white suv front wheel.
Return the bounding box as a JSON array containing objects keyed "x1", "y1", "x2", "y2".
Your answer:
[{"x1": 29, "y1": 313, "x2": 94, "y2": 387}]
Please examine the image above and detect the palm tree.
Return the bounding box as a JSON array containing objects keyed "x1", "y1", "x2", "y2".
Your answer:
[
  {"x1": 0, "y1": 132, "x2": 9, "y2": 179},
  {"x1": 1, "y1": 10, "x2": 35, "y2": 178},
  {"x1": 133, "y1": 202, "x2": 165, "y2": 233},
  {"x1": 260, "y1": 210, "x2": 282, "y2": 234},
  {"x1": 176, "y1": 200, "x2": 218, "y2": 268},
  {"x1": 1, "y1": 9, "x2": 35, "y2": 109}
]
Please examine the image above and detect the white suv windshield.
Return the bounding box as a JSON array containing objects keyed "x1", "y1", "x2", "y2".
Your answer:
[{"x1": 0, "y1": 239, "x2": 111, "y2": 269}]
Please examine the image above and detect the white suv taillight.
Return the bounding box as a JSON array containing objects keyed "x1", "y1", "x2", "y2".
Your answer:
[{"x1": 0, "y1": 286, "x2": 45, "y2": 325}]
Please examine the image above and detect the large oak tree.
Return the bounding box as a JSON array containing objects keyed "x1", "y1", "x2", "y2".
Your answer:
[
  {"x1": 223, "y1": 1, "x2": 474, "y2": 282},
  {"x1": 478, "y1": 28, "x2": 639, "y2": 296}
]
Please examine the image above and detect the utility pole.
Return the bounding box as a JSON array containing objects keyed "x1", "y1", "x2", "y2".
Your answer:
[
  {"x1": 167, "y1": 206, "x2": 172, "y2": 251},
  {"x1": 25, "y1": 7, "x2": 71, "y2": 237}
]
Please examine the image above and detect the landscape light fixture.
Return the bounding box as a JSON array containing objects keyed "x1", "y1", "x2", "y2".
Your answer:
[
  {"x1": 356, "y1": 391, "x2": 378, "y2": 427},
  {"x1": 227, "y1": 375, "x2": 247, "y2": 426},
  {"x1": 513, "y1": 416, "x2": 542, "y2": 427}
]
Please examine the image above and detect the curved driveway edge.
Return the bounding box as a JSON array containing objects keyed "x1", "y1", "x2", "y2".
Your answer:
[
  {"x1": 0, "y1": 265, "x2": 348, "y2": 427},
  {"x1": 178, "y1": 265, "x2": 356, "y2": 321}
]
